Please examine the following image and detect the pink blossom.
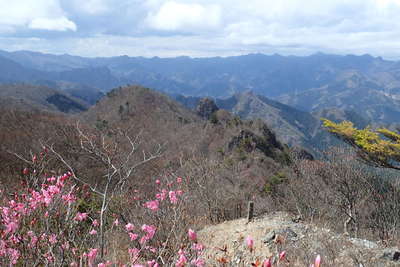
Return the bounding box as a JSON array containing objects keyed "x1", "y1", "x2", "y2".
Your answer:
[
  {"x1": 176, "y1": 177, "x2": 182, "y2": 183},
  {"x1": 113, "y1": 218, "x2": 119, "y2": 226},
  {"x1": 92, "y1": 219, "x2": 99, "y2": 227},
  {"x1": 62, "y1": 193, "x2": 77, "y2": 204},
  {"x1": 5, "y1": 221, "x2": 18, "y2": 235},
  {"x1": 192, "y1": 243, "x2": 204, "y2": 251},
  {"x1": 155, "y1": 179, "x2": 161, "y2": 185},
  {"x1": 48, "y1": 185, "x2": 60, "y2": 194},
  {"x1": 61, "y1": 241, "x2": 70, "y2": 250},
  {"x1": 128, "y1": 248, "x2": 140, "y2": 261},
  {"x1": 191, "y1": 258, "x2": 205, "y2": 267},
  {"x1": 263, "y1": 258, "x2": 272, "y2": 267},
  {"x1": 49, "y1": 234, "x2": 57, "y2": 244},
  {"x1": 144, "y1": 200, "x2": 159, "y2": 211},
  {"x1": 140, "y1": 224, "x2": 157, "y2": 244},
  {"x1": 29, "y1": 235, "x2": 38, "y2": 248},
  {"x1": 279, "y1": 251, "x2": 286, "y2": 261},
  {"x1": 156, "y1": 189, "x2": 168, "y2": 201},
  {"x1": 175, "y1": 252, "x2": 187, "y2": 267},
  {"x1": 47, "y1": 176, "x2": 56, "y2": 183},
  {"x1": 129, "y1": 233, "x2": 138, "y2": 241},
  {"x1": 188, "y1": 229, "x2": 197, "y2": 242},
  {"x1": 89, "y1": 229, "x2": 97, "y2": 235},
  {"x1": 246, "y1": 236, "x2": 254, "y2": 251},
  {"x1": 145, "y1": 246, "x2": 157, "y2": 253},
  {"x1": 315, "y1": 255, "x2": 321, "y2": 267},
  {"x1": 87, "y1": 248, "x2": 98, "y2": 266},
  {"x1": 74, "y1": 212, "x2": 88, "y2": 221},
  {"x1": 7, "y1": 248, "x2": 20, "y2": 265},
  {"x1": 97, "y1": 262, "x2": 112, "y2": 267},
  {"x1": 169, "y1": 191, "x2": 178, "y2": 204},
  {"x1": 147, "y1": 260, "x2": 158, "y2": 267},
  {"x1": 125, "y1": 223, "x2": 135, "y2": 231}
]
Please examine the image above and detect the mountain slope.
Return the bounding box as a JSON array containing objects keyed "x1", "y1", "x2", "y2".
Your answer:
[
  {"x1": 277, "y1": 72, "x2": 400, "y2": 125},
  {"x1": 84, "y1": 85, "x2": 289, "y2": 166},
  {"x1": 174, "y1": 92, "x2": 372, "y2": 155},
  {"x1": 0, "y1": 84, "x2": 88, "y2": 113}
]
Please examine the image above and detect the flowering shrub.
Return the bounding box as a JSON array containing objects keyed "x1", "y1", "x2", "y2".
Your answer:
[
  {"x1": 0, "y1": 172, "x2": 97, "y2": 265},
  {"x1": 0, "y1": 168, "x2": 206, "y2": 266}
]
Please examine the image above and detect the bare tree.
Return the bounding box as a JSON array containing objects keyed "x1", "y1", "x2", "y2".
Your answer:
[{"x1": 49, "y1": 123, "x2": 163, "y2": 258}]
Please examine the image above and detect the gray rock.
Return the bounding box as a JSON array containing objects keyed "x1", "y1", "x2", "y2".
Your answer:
[
  {"x1": 350, "y1": 238, "x2": 378, "y2": 249},
  {"x1": 196, "y1": 98, "x2": 219, "y2": 120},
  {"x1": 263, "y1": 227, "x2": 298, "y2": 244}
]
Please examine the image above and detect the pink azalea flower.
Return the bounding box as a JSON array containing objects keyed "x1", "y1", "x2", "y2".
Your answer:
[
  {"x1": 49, "y1": 234, "x2": 57, "y2": 244},
  {"x1": 176, "y1": 177, "x2": 182, "y2": 183},
  {"x1": 87, "y1": 248, "x2": 98, "y2": 266},
  {"x1": 97, "y1": 262, "x2": 112, "y2": 267},
  {"x1": 125, "y1": 223, "x2": 135, "y2": 231},
  {"x1": 188, "y1": 229, "x2": 197, "y2": 242},
  {"x1": 246, "y1": 236, "x2": 254, "y2": 251},
  {"x1": 315, "y1": 254, "x2": 321, "y2": 267},
  {"x1": 74, "y1": 212, "x2": 88, "y2": 221},
  {"x1": 89, "y1": 229, "x2": 97, "y2": 235},
  {"x1": 263, "y1": 258, "x2": 272, "y2": 267},
  {"x1": 192, "y1": 243, "x2": 204, "y2": 251},
  {"x1": 129, "y1": 232, "x2": 138, "y2": 241},
  {"x1": 169, "y1": 191, "x2": 178, "y2": 204},
  {"x1": 191, "y1": 258, "x2": 205, "y2": 267},
  {"x1": 129, "y1": 248, "x2": 140, "y2": 261},
  {"x1": 92, "y1": 219, "x2": 99, "y2": 227},
  {"x1": 62, "y1": 193, "x2": 76, "y2": 204},
  {"x1": 147, "y1": 260, "x2": 158, "y2": 267},
  {"x1": 5, "y1": 221, "x2": 18, "y2": 235},
  {"x1": 175, "y1": 253, "x2": 187, "y2": 267},
  {"x1": 144, "y1": 200, "x2": 159, "y2": 211},
  {"x1": 279, "y1": 251, "x2": 286, "y2": 261},
  {"x1": 140, "y1": 224, "x2": 157, "y2": 244},
  {"x1": 47, "y1": 176, "x2": 56, "y2": 183}
]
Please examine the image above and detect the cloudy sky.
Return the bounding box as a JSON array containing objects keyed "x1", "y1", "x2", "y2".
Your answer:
[{"x1": 1, "y1": 0, "x2": 400, "y2": 58}]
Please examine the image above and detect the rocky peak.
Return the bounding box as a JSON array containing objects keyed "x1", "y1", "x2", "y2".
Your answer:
[{"x1": 196, "y1": 97, "x2": 219, "y2": 119}]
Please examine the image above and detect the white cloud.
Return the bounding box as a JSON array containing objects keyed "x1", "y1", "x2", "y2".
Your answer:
[
  {"x1": 146, "y1": 1, "x2": 221, "y2": 31},
  {"x1": 65, "y1": 0, "x2": 114, "y2": 15},
  {"x1": 2, "y1": 0, "x2": 400, "y2": 58},
  {"x1": 29, "y1": 17, "x2": 76, "y2": 31},
  {"x1": 0, "y1": 0, "x2": 76, "y2": 32}
]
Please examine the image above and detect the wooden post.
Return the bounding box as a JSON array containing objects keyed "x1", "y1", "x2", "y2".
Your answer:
[{"x1": 247, "y1": 201, "x2": 254, "y2": 222}]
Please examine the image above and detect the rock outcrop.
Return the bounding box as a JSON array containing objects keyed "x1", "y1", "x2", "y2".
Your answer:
[
  {"x1": 196, "y1": 98, "x2": 219, "y2": 120},
  {"x1": 198, "y1": 211, "x2": 400, "y2": 266}
]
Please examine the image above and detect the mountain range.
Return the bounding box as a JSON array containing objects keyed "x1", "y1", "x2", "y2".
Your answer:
[{"x1": 2, "y1": 49, "x2": 400, "y2": 154}]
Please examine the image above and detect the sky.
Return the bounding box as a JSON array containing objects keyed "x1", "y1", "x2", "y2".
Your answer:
[{"x1": 1, "y1": 0, "x2": 400, "y2": 58}]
